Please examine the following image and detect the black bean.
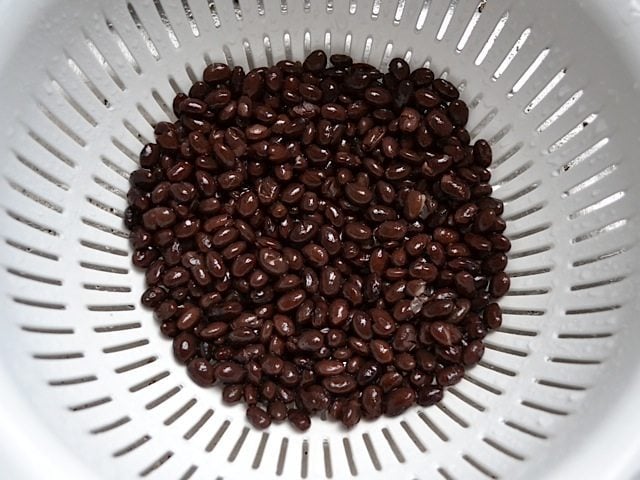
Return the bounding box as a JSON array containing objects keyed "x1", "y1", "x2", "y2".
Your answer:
[
  {"x1": 187, "y1": 357, "x2": 216, "y2": 386},
  {"x1": 436, "y1": 364, "x2": 465, "y2": 386},
  {"x1": 277, "y1": 289, "x2": 306, "y2": 312},
  {"x1": 303, "y1": 50, "x2": 327, "y2": 72},
  {"x1": 417, "y1": 385, "x2": 443, "y2": 406},
  {"x1": 173, "y1": 332, "x2": 199, "y2": 363},
  {"x1": 484, "y1": 302, "x2": 503, "y2": 329},
  {"x1": 288, "y1": 409, "x2": 311, "y2": 431},
  {"x1": 203, "y1": 63, "x2": 231, "y2": 84},
  {"x1": 376, "y1": 221, "x2": 408, "y2": 241},
  {"x1": 322, "y1": 374, "x2": 357, "y2": 395},
  {"x1": 385, "y1": 387, "x2": 416, "y2": 416},
  {"x1": 388, "y1": 57, "x2": 410, "y2": 80},
  {"x1": 415, "y1": 88, "x2": 441, "y2": 108},
  {"x1": 370, "y1": 339, "x2": 393, "y2": 364},
  {"x1": 433, "y1": 78, "x2": 459, "y2": 100},
  {"x1": 246, "y1": 405, "x2": 271, "y2": 429}
]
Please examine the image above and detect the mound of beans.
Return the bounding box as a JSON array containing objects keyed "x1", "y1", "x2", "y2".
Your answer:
[{"x1": 126, "y1": 50, "x2": 510, "y2": 431}]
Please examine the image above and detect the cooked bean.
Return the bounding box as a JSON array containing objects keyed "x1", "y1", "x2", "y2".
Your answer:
[{"x1": 385, "y1": 387, "x2": 416, "y2": 416}]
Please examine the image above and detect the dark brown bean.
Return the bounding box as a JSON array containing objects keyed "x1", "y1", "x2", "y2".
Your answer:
[
  {"x1": 360, "y1": 385, "x2": 383, "y2": 419},
  {"x1": 273, "y1": 274, "x2": 302, "y2": 292},
  {"x1": 277, "y1": 289, "x2": 306, "y2": 312},
  {"x1": 417, "y1": 385, "x2": 443, "y2": 406},
  {"x1": 385, "y1": 387, "x2": 416, "y2": 416},
  {"x1": 260, "y1": 354, "x2": 284, "y2": 376},
  {"x1": 301, "y1": 243, "x2": 329, "y2": 267},
  {"x1": 426, "y1": 109, "x2": 454, "y2": 137},
  {"x1": 433, "y1": 78, "x2": 459, "y2": 100},
  {"x1": 344, "y1": 182, "x2": 373, "y2": 205},
  {"x1": 322, "y1": 374, "x2": 357, "y2": 395},
  {"x1": 379, "y1": 371, "x2": 403, "y2": 393},
  {"x1": 405, "y1": 234, "x2": 429, "y2": 256},
  {"x1": 490, "y1": 272, "x2": 510, "y2": 298},
  {"x1": 344, "y1": 222, "x2": 372, "y2": 241},
  {"x1": 422, "y1": 299, "x2": 454, "y2": 318},
  {"x1": 362, "y1": 125, "x2": 386, "y2": 151},
  {"x1": 403, "y1": 190, "x2": 425, "y2": 220},
  {"x1": 415, "y1": 88, "x2": 441, "y2": 108},
  {"x1": 246, "y1": 405, "x2": 271, "y2": 429},
  {"x1": 289, "y1": 219, "x2": 319, "y2": 243},
  {"x1": 177, "y1": 306, "x2": 202, "y2": 330},
  {"x1": 222, "y1": 384, "x2": 244, "y2": 404},
  {"x1": 268, "y1": 401, "x2": 287, "y2": 422},
  {"x1": 392, "y1": 324, "x2": 417, "y2": 352},
  {"x1": 258, "y1": 247, "x2": 288, "y2": 275},
  {"x1": 173, "y1": 332, "x2": 199, "y2": 363},
  {"x1": 483, "y1": 253, "x2": 508, "y2": 275},
  {"x1": 448, "y1": 100, "x2": 469, "y2": 126},
  {"x1": 455, "y1": 271, "x2": 476, "y2": 297},
  {"x1": 328, "y1": 298, "x2": 350, "y2": 327},
  {"x1": 199, "y1": 321, "x2": 229, "y2": 340},
  {"x1": 342, "y1": 278, "x2": 363, "y2": 305},
  {"x1": 441, "y1": 173, "x2": 471, "y2": 201},
  {"x1": 430, "y1": 321, "x2": 462, "y2": 346},
  {"x1": 318, "y1": 225, "x2": 341, "y2": 255},
  {"x1": 288, "y1": 409, "x2": 311, "y2": 431},
  {"x1": 436, "y1": 364, "x2": 464, "y2": 386},
  {"x1": 484, "y1": 302, "x2": 502, "y2": 329},
  {"x1": 187, "y1": 357, "x2": 216, "y2": 386},
  {"x1": 341, "y1": 400, "x2": 361, "y2": 428},
  {"x1": 348, "y1": 311, "x2": 371, "y2": 341},
  {"x1": 282, "y1": 247, "x2": 304, "y2": 271},
  {"x1": 321, "y1": 103, "x2": 347, "y2": 122},
  {"x1": 236, "y1": 191, "x2": 258, "y2": 217},
  {"x1": 271, "y1": 315, "x2": 293, "y2": 337},
  {"x1": 228, "y1": 253, "x2": 253, "y2": 277},
  {"x1": 218, "y1": 171, "x2": 244, "y2": 190},
  {"x1": 298, "y1": 385, "x2": 329, "y2": 412},
  {"x1": 370, "y1": 339, "x2": 393, "y2": 364},
  {"x1": 365, "y1": 86, "x2": 392, "y2": 106},
  {"x1": 463, "y1": 340, "x2": 485, "y2": 365},
  {"x1": 297, "y1": 330, "x2": 324, "y2": 352},
  {"x1": 203, "y1": 63, "x2": 231, "y2": 84},
  {"x1": 388, "y1": 57, "x2": 409, "y2": 80},
  {"x1": 473, "y1": 139, "x2": 492, "y2": 167},
  {"x1": 370, "y1": 308, "x2": 396, "y2": 337},
  {"x1": 376, "y1": 221, "x2": 407, "y2": 241},
  {"x1": 315, "y1": 359, "x2": 345, "y2": 376},
  {"x1": 163, "y1": 266, "x2": 189, "y2": 288},
  {"x1": 303, "y1": 50, "x2": 327, "y2": 72},
  {"x1": 212, "y1": 227, "x2": 239, "y2": 247}
]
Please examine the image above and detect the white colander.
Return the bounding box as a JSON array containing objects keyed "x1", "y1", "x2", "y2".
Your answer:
[{"x1": 1, "y1": 0, "x2": 640, "y2": 478}]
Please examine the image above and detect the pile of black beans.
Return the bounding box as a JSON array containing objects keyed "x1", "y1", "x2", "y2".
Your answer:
[{"x1": 126, "y1": 50, "x2": 510, "y2": 431}]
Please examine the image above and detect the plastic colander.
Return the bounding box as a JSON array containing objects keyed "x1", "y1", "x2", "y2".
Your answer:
[{"x1": 1, "y1": 0, "x2": 640, "y2": 479}]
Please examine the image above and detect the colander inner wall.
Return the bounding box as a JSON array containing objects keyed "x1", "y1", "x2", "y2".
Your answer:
[{"x1": 1, "y1": 0, "x2": 639, "y2": 479}]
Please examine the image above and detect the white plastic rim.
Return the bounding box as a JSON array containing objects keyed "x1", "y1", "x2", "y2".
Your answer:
[{"x1": 1, "y1": 0, "x2": 640, "y2": 479}]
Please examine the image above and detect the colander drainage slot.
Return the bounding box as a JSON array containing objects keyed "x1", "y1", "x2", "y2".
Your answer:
[
  {"x1": 251, "y1": 432, "x2": 269, "y2": 469},
  {"x1": 90, "y1": 416, "x2": 130, "y2": 435},
  {"x1": 113, "y1": 434, "x2": 151, "y2": 457},
  {"x1": 139, "y1": 450, "x2": 173, "y2": 477},
  {"x1": 400, "y1": 420, "x2": 427, "y2": 452},
  {"x1": 463, "y1": 453, "x2": 498, "y2": 479},
  {"x1": 115, "y1": 356, "x2": 157, "y2": 373},
  {"x1": 146, "y1": 386, "x2": 181, "y2": 410},
  {"x1": 68, "y1": 396, "x2": 111, "y2": 411}
]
